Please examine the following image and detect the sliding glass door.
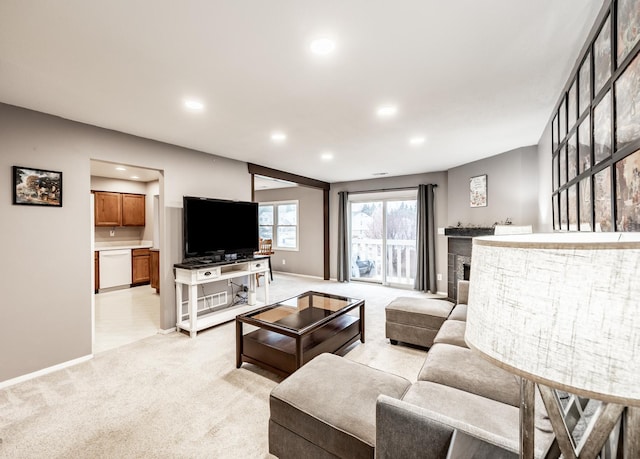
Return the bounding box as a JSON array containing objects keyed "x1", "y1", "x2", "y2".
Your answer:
[
  {"x1": 350, "y1": 201, "x2": 383, "y2": 282},
  {"x1": 384, "y1": 200, "x2": 417, "y2": 286},
  {"x1": 349, "y1": 193, "x2": 417, "y2": 287}
]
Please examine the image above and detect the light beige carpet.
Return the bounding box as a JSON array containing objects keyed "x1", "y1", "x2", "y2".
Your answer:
[{"x1": 0, "y1": 274, "x2": 443, "y2": 458}]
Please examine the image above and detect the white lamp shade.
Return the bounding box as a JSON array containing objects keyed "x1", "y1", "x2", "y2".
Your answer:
[{"x1": 466, "y1": 232, "x2": 640, "y2": 406}]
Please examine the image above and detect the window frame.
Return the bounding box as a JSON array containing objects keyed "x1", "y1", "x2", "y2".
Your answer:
[{"x1": 258, "y1": 200, "x2": 299, "y2": 251}]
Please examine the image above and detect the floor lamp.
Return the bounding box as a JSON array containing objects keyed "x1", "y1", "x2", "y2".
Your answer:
[{"x1": 465, "y1": 232, "x2": 640, "y2": 459}]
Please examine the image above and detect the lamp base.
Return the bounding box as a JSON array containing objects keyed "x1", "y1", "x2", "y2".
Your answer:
[{"x1": 519, "y1": 380, "x2": 638, "y2": 459}]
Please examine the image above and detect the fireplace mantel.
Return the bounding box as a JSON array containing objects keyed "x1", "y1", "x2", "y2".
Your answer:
[{"x1": 444, "y1": 227, "x2": 495, "y2": 238}]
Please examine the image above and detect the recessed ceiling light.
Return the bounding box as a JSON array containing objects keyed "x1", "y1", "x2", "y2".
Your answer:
[
  {"x1": 310, "y1": 38, "x2": 336, "y2": 56},
  {"x1": 115, "y1": 166, "x2": 126, "y2": 171},
  {"x1": 372, "y1": 172, "x2": 389, "y2": 176},
  {"x1": 184, "y1": 99, "x2": 204, "y2": 111},
  {"x1": 130, "y1": 176, "x2": 140, "y2": 180},
  {"x1": 376, "y1": 105, "x2": 397, "y2": 117},
  {"x1": 321, "y1": 152, "x2": 334, "y2": 161},
  {"x1": 271, "y1": 132, "x2": 287, "y2": 142},
  {"x1": 409, "y1": 136, "x2": 426, "y2": 145}
]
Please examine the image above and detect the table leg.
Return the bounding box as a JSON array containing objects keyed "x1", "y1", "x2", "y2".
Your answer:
[
  {"x1": 624, "y1": 407, "x2": 639, "y2": 459},
  {"x1": 360, "y1": 303, "x2": 366, "y2": 343},
  {"x1": 247, "y1": 273, "x2": 256, "y2": 305},
  {"x1": 296, "y1": 336, "x2": 303, "y2": 369},
  {"x1": 189, "y1": 284, "x2": 198, "y2": 338},
  {"x1": 175, "y1": 282, "x2": 183, "y2": 331},
  {"x1": 236, "y1": 319, "x2": 243, "y2": 369}
]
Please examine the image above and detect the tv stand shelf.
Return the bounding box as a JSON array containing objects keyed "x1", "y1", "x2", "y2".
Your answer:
[{"x1": 174, "y1": 257, "x2": 270, "y2": 337}]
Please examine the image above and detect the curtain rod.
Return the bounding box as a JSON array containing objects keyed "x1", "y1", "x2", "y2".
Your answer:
[{"x1": 346, "y1": 185, "x2": 437, "y2": 195}]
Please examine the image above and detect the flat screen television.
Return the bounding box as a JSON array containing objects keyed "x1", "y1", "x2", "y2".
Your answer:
[{"x1": 183, "y1": 196, "x2": 259, "y2": 261}]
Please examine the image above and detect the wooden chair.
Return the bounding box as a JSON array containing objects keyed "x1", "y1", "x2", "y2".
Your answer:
[{"x1": 256, "y1": 238, "x2": 274, "y2": 286}]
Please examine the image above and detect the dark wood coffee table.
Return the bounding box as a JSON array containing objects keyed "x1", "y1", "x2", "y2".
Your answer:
[{"x1": 235, "y1": 291, "x2": 365, "y2": 376}]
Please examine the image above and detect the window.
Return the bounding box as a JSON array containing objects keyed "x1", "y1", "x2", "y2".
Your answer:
[{"x1": 258, "y1": 201, "x2": 298, "y2": 250}]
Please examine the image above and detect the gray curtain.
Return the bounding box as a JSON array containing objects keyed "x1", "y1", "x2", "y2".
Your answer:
[
  {"x1": 337, "y1": 191, "x2": 350, "y2": 282},
  {"x1": 414, "y1": 184, "x2": 436, "y2": 292}
]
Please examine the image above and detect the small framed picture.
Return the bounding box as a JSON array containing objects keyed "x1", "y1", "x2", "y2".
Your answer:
[
  {"x1": 13, "y1": 166, "x2": 63, "y2": 207},
  {"x1": 470, "y1": 174, "x2": 487, "y2": 208}
]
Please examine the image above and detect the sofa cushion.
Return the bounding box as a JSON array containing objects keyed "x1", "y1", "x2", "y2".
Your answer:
[
  {"x1": 401, "y1": 382, "x2": 554, "y2": 457},
  {"x1": 418, "y1": 343, "x2": 520, "y2": 407},
  {"x1": 433, "y1": 320, "x2": 467, "y2": 348},
  {"x1": 448, "y1": 304, "x2": 468, "y2": 321},
  {"x1": 385, "y1": 297, "x2": 454, "y2": 329},
  {"x1": 457, "y1": 280, "x2": 470, "y2": 305},
  {"x1": 269, "y1": 353, "x2": 411, "y2": 459}
]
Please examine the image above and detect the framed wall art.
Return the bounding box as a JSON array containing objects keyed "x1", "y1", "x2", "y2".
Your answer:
[
  {"x1": 568, "y1": 133, "x2": 578, "y2": 181},
  {"x1": 12, "y1": 166, "x2": 63, "y2": 207},
  {"x1": 551, "y1": 0, "x2": 640, "y2": 234},
  {"x1": 615, "y1": 52, "x2": 640, "y2": 150},
  {"x1": 560, "y1": 189, "x2": 568, "y2": 229},
  {"x1": 579, "y1": 176, "x2": 592, "y2": 231},
  {"x1": 568, "y1": 185, "x2": 578, "y2": 230},
  {"x1": 594, "y1": 167, "x2": 612, "y2": 231},
  {"x1": 559, "y1": 97, "x2": 567, "y2": 141},
  {"x1": 469, "y1": 174, "x2": 487, "y2": 208},
  {"x1": 568, "y1": 79, "x2": 577, "y2": 130},
  {"x1": 578, "y1": 115, "x2": 591, "y2": 173},
  {"x1": 615, "y1": 148, "x2": 640, "y2": 231},
  {"x1": 617, "y1": 0, "x2": 640, "y2": 65},
  {"x1": 593, "y1": 91, "x2": 612, "y2": 164},
  {"x1": 579, "y1": 52, "x2": 591, "y2": 115},
  {"x1": 594, "y1": 15, "x2": 612, "y2": 95}
]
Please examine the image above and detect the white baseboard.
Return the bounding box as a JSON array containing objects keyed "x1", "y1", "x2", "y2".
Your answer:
[
  {"x1": 272, "y1": 270, "x2": 324, "y2": 280},
  {"x1": 0, "y1": 354, "x2": 93, "y2": 390}
]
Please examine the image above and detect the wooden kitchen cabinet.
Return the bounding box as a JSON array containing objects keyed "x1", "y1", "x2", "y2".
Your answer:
[
  {"x1": 94, "y1": 191, "x2": 122, "y2": 226},
  {"x1": 132, "y1": 248, "x2": 150, "y2": 285},
  {"x1": 93, "y1": 191, "x2": 145, "y2": 227},
  {"x1": 122, "y1": 193, "x2": 146, "y2": 226},
  {"x1": 150, "y1": 249, "x2": 160, "y2": 293}
]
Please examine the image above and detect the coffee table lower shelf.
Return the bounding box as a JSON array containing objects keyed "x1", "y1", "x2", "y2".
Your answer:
[{"x1": 237, "y1": 314, "x2": 362, "y2": 376}]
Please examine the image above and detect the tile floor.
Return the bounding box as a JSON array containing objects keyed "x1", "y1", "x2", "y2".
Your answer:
[{"x1": 94, "y1": 285, "x2": 160, "y2": 353}]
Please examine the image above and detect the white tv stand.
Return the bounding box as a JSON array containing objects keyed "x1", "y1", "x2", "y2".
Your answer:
[{"x1": 174, "y1": 257, "x2": 270, "y2": 337}]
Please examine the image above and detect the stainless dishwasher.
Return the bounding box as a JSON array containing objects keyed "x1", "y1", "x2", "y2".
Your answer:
[{"x1": 99, "y1": 249, "x2": 132, "y2": 289}]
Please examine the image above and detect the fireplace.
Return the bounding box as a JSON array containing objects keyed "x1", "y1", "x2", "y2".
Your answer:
[{"x1": 444, "y1": 227, "x2": 494, "y2": 301}]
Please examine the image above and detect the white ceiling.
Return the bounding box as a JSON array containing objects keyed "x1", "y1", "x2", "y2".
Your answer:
[
  {"x1": 91, "y1": 160, "x2": 161, "y2": 183},
  {"x1": 0, "y1": 1, "x2": 603, "y2": 184}
]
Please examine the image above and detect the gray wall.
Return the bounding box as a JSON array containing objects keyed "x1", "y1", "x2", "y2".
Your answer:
[
  {"x1": 0, "y1": 103, "x2": 251, "y2": 383},
  {"x1": 537, "y1": 123, "x2": 554, "y2": 232},
  {"x1": 331, "y1": 172, "x2": 449, "y2": 294},
  {"x1": 254, "y1": 186, "x2": 324, "y2": 278},
  {"x1": 447, "y1": 146, "x2": 540, "y2": 230}
]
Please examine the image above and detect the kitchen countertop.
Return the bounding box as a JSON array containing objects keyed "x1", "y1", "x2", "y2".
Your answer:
[{"x1": 94, "y1": 240, "x2": 153, "y2": 251}]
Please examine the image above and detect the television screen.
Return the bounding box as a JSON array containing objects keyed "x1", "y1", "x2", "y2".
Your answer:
[{"x1": 183, "y1": 196, "x2": 259, "y2": 260}]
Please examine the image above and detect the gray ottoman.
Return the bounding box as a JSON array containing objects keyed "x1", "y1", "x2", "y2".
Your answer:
[
  {"x1": 269, "y1": 353, "x2": 411, "y2": 459},
  {"x1": 385, "y1": 297, "x2": 454, "y2": 348}
]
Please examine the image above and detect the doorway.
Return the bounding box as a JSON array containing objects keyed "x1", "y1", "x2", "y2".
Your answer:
[
  {"x1": 90, "y1": 159, "x2": 163, "y2": 353},
  {"x1": 349, "y1": 191, "x2": 418, "y2": 287}
]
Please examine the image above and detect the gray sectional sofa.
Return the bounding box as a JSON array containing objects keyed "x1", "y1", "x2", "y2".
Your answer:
[{"x1": 268, "y1": 281, "x2": 554, "y2": 458}]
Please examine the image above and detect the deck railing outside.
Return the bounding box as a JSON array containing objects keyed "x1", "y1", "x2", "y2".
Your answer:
[{"x1": 351, "y1": 238, "x2": 416, "y2": 286}]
